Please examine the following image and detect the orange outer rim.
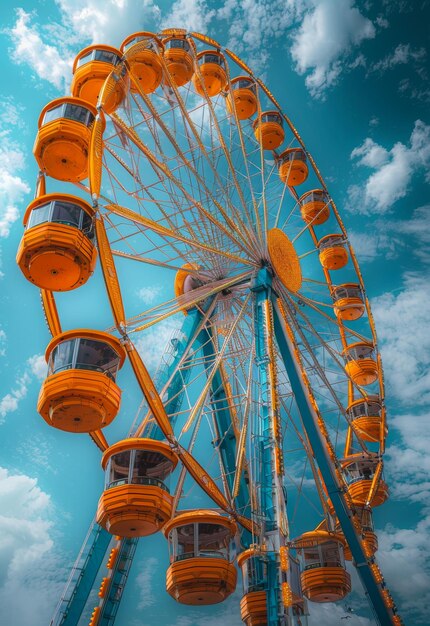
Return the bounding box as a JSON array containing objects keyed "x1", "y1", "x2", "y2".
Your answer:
[
  {"x1": 38, "y1": 97, "x2": 98, "y2": 128},
  {"x1": 163, "y1": 509, "x2": 237, "y2": 537},
  {"x1": 101, "y1": 437, "x2": 178, "y2": 469},
  {"x1": 23, "y1": 193, "x2": 95, "y2": 226},
  {"x1": 72, "y1": 44, "x2": 122, "y2": 73},
  {"x1": 45, "y1": 329, "x2": 126, "y2": 366}
]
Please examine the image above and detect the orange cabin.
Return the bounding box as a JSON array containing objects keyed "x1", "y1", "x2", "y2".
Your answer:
[
  {"x1": 278, "y1": 148, "x2": 308, "y2": 186},
  {"x1": 33, "y1": 97, "x2": 100, "y2": 182},
  {"x1": 97, "y1": 438, "x2": 178, "y2": 537},
  {"x1": 121, "y1": 32, "x2": 163, "y2": 94},
  {"x1": 348, "y1": 397, "x2": 384, "y2": 442},
  {"x1": 16, "y1": 193, "x2": 97, "y2": 291},
  {"x1": 299, "y1": 189, "x2": 330, "y2": 225},
  {"x1": 38, "y1": 330, "x2": 125, "y2": 433},
  {"x1": 332, "y1": 283, "x2": 365, "y2": 321},
  {"x1": 164, "y1": 510, "x2": 237, "y2": 605},
  {"x1": 253, "y1": 111, "x2": 284, "y2": 150},
  {"x1": 342, "y1": 454, "x2": 388, "y2": 508},
  {"x1": 318, "y1": 234, "x2": 348, "y2": 270},
  {"x1": 294, "y1": 531, "x2": 351, "y2": 603},
  {"x1": 193, "y1": 50, "x2": 228, "y2": 97},
  {"x1": 344, "y1": 342, "x2": 378, "y2": 386},
  {"x1": 226, "y1": 76, "x2": 257, "y2": 120},
  {"x1": 162, "y1": 36, "x2": 194, "y2": 87},
  {"x1": 71, "y1": 45, "x2": 124, "y2": 113}
]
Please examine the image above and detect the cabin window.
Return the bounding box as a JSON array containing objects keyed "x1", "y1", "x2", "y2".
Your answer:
[
  {"x1": 49, "y1": 339, "x2": 76, "y2": 374},
  {"x1": 27, "y1": 201, "x2": 94, "y2": 238},
  {"x1": 165, "y1": 38, "x2": 190, "y2": 51},
  {"x1": 261, "y1": 113, "x2": 282, "y2": 125},
  {"x1": 200, "y1": 53, "x2": 225, "y2": 67},
  {"x1": 75, "y1": 339, "x2": 120, "y2": 379},
  {"x1": 107, "y1": 450, "x2": 131, "y2": 488},
  {"x1": 42, "y1": 103, "x2": 94, "y2": 127},
  {"x1": 49, "y1": 338, "x2": 120, "y2": 379}
]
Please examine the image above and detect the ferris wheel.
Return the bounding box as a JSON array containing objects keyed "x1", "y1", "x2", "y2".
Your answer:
[{"x1": 16, "y1": 28, "x2": 403, "y2": 626}]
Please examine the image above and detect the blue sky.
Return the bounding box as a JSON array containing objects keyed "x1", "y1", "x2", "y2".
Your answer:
[{"x1": 0, "y1": 1, "x2": 429, "y2": 625}]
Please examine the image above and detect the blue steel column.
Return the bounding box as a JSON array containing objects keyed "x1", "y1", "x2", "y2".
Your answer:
[
  {"x1": 252, "y1": 268, "x2": 283, "y2": 626},
  {"x1": 272, "y1": 297, "x2": 397, "y2": 626},
  {"x1": 199, "y1": 325, "x2": 251, "y2": 534}
]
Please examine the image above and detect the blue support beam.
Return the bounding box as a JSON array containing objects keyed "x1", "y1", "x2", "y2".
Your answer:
[
  {"x1": 199, "y1": 324, "x2": 251, "y2": 530},
  {"x1": 272, "y1": 297, "x2": 397, "y2": 626},
  {"x1": 251, "y1": 268, "x2": 281, "y2": 626},
  {"x1": 50, "y1": 523, "x2": 112, "y2": 626}
]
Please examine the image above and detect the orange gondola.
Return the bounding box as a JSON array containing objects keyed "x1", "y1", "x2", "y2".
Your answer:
[
  {"x1": 121, "y1": 32, "x2": 163, "y2": 94},
  {"x1": 294, "y1": 531, "x2": 351, "y2": 603},
  {"x1": 38, "y1": 330, "x2": 125, "y2": 432},
  {"x1": 277, "y1": 148, "x2": 308, "y2": 186},
  {"x1": 71, "y1": 45, "x2": 124, "y2": 113},
  {"x1": 344, "y1": 342, "x2": 378, "y2": 386},
  {"x1": 193, "y1": 50, "x2": 227, "y2": 97},
  {"x1": 164, "y1": 510, "x2": 237, "y2": 605},
  {"x1": 318, "y1": 234, "x2": 348, "y2": 270},
  {"x1": 226, "y1": 76, "x2": 257, "y2": 120},
  {"x1": 253, "y1": 111, "x2": 284, "y2": 150},
  {"x1": 299, "y1": 189, "x2": 330, "y2": 225},
  {"x1": 348, "y1": 396, "x2": 384, "y2": 442},
  {"x1": 97, "y1": 438, "x2": 178, "y2": 537},
  {"x1": 34, "y1": 97, "x2": 100, "y2": 182},
  {"x1": 162, "y1": 35, "x2": 194, "y2": 86},
  {"x1": 16, "y1": 193, "x2": 96, "y2": 291},
  {"x1": 342, "y1": 454, "x2": 389, "y2": 508},
  {"x1": 332, "y1": 283, "x2": 365, "y2": 320}
]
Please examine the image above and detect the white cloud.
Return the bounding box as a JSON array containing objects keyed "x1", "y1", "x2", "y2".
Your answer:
[
  {"x1": 136, "y1": 557, "x2": 158, "y2": 609},
  {"x1": 0, "y1": 467, "x2": 64, "y2": 626},
  {"x1": 134, "y1": 317, "x2": 182, "y2": 373},
  {"x1": 161, "y1": 0, "x2": 215, "y2": 34},
  {"x1": 57, "y1": 0, "x2": 161, "y2": 46},
  {"x1": 378, "y1": 516, "x2": 430, "y2": 622},
  {"x1": 0, "y1": 127, "x2": 30, "y2": 239},
  {"x1": 371, "y1": 43, "x2": 426, "y2": 73},
  {"x1": 291, "y1": 0, "x2": 375, "y2": 98},
  {"x1": 9, "y1": 9, "x2": 74, "y2": 91},
  {"x1": 308, "y1": 602, "x2": 373, "y2": 625},
  {"x1": 137, "y1": 285, "x2": 162, "y2": 305},
  {"x1": 348, "y1": 120, "x2": 430, "y2": 213},
  {"x1": 372, "y1": 272, "x2": 430, "y2": 406},
  {"x1": 0, "y1": 373, "x2": 31, "y2": 422},
  {"x1": 347, "y1": 205, "x2": 430, "y2": 264},
  {"x1": 216, "y1": 0, "x2": 304, "y2": 77},
  {"x1": 0, "y1": 329, "x2": 6, "y2": 357},
  {"x1": 0, "y1": 353, "x2": 49, "y2": 423},
  {"x1": 348, "y1": 230, "x2": 395, "y2": 263},
  {"x1": 27, "y1": 354, "x2": 48, "y2": 381}
]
